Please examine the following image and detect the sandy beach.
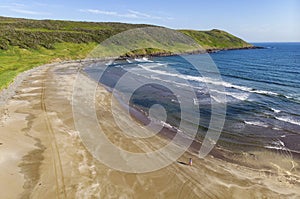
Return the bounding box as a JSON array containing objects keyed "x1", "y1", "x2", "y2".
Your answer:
[{"x1": 0, "y1": 61, "x2": 300, "y2": 199}]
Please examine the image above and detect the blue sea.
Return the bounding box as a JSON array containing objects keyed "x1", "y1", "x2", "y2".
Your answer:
[{"x1": 85, "y1": 43, "x2": 300, "y2": 154}]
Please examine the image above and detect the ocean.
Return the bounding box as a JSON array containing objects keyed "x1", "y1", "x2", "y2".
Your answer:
[{"x1": 85, "y1": 43, "x2": 300, "y2": 155}]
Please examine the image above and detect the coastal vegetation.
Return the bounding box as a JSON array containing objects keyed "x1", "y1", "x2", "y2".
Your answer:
[
  {"x1": 179, "y1": 29, "x2": 252, "y2": 49},
  {"x1": 0, "y1": 16, "x2": 253, "y2": 89}
]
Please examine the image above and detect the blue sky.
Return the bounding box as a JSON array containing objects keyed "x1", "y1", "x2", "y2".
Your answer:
[{"x1": 0, "y1": 0, "x2": 299, "y2": 42}]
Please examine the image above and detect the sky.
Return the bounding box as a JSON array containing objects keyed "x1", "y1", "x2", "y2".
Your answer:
[{"x1": 0, "y1": 0, "x2": 299, "y2": 42}]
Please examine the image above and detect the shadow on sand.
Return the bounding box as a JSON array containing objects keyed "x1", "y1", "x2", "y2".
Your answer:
[{"x1": 177, "y1": 161, "x2": 189, "y2": 166}]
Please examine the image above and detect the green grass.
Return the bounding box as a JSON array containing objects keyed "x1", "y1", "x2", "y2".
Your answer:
[
  {"x1": 0, "y1": 42, "x2": 97, "y2": 89},
  {"x1": 0, "y1": 16, "x2": 253, "y2": 90},
  {"x1": 179, "y1": 29, "x2": 252, "y2": 49},
  {"x1": 0, "y1": 16, "x2": 154, "y2": 50}
]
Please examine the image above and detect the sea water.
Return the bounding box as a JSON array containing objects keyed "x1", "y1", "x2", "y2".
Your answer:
[{"x1": 85, "y1": 43, "x2": 300, "y2": 154}]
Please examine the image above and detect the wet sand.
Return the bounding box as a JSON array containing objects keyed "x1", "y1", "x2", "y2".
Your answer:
[{"x1": 0, "y1": 61, "x2": 300, "y2": 198}]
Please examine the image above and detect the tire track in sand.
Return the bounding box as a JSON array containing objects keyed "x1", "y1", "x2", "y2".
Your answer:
[{"x1": 40, "y1": 69, "x2": 67, "y2": 199}]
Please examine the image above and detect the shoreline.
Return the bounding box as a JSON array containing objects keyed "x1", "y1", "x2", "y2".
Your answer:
[
  {"x1": 0, "y1": 45, "x2": 263, "y2": 93},
  {"x1": 82, "y1": 63, "x2": 300, "y2": 195},
  {"x1": 100, "y1": 67, "x2": 300, "y2": 165},
  {"x1": 0, "y1": 59, "x2": 299, "y2": 198},
  {"x1": 81, "y1": 59, "x2": 300, "y2": 170},
  {"x1": 1, "y1": 54, "x2": 290, "y2": 166},
  {"x1": 118, "y1": 45, "x2": 264, "y2": 59}
]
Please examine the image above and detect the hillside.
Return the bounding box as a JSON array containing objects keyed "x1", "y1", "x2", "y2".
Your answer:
[
  {"x1": 179, "y1": 29, "x2": 253, "y2": 50},
  {"x1": 0, "y1": 16, "x2": 154, "y2": 50},
  {"x1": 0, "y1": 16, "x2": 253, "y2": 89}
]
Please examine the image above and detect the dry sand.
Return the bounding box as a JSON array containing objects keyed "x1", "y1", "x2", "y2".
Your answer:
[{"x1": 0, "y1": 61, "x2": 300, "y2": 199}]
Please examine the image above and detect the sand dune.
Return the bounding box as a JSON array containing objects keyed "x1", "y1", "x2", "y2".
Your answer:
[{"x1": 0, "y1": 62, "x2": 299, "y2": 198}]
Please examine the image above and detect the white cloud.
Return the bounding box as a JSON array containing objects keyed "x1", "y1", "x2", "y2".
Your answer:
[
  {"x1": 32, "y1": 2, "x2": 61, "y2": 7},
  {"x1": 83, "y1": 9, "x2": 119, "y2": 16},
  {"x1": 11, "y1": 3, "x2": 26, "y2": 7},
  {"x1": 128, "y1": 10, "x2": 174, "y2": 20},
  {"x1": 0, "y1": 5, "x2": 11, "y2": 8},
  {"x1": 0, "y1": 2, "x2": 51, "y2": 16},
  {"x1": 128, "y1": 10, "x2": 153, "y2": 18},
  {"x1": 11, "y1": 8, "x2": 49, "y2": 15},
  {"x1": 80, "y1": 9, "x2": 173, "y2": 21},
  {"x1": 79, "y1": 9, "x2": 138, "y2": 18}
]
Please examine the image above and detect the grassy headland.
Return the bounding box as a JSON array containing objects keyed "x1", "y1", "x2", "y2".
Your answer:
[
  {"x1": 179, "y1": 29, "x2": 252, "y2": 50},
  {"x1": 0, "y1": 16, "x2": 253, "y2": 89}
]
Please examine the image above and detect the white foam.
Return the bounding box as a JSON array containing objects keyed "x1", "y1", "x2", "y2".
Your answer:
[
  {"x1": 280, "y1": 134, "x2": 286, "y2": 138},
  {"x1": 244, "y1": 121, "x2": 269, "y2": 128},
  {"x1": 114, "y1": 65, "x2": 123, "y2": 68},
  {"x1": 160, "y1": 121, "x2": 173, "y2": 129},
  {"x1": 105, "y1": 60, "x2": 113, "y2": 66},
  {"x1": 138, "y1": 65, "x2": 279, "y2": 97},
  {"x1": 137, "y1": 65, "x2": 249, "y2": 103},
  {"x1": 211, "y1": 95, "x2": 225, "y2": 103},
  {"x1": 275, "y1": 116, "x2": 300, "y2": 126},
  {"x1": 287, "y1": 94, "x2": 300, "y2": 102},
  {"x1": 193, "y1": 98, "x2": 199, "y2": 105},
  {"x1": 148, "y1": 75, "x2": 194, "y2": 89},
  {"x1": 140, "y1": 63, "x2": 162, "y2": 69},
  {"x1": 159, "y1": 121, "x2": 190, "y2": 140},
  {"x1": 211, "y1": 89, "x2": 250, "y2": 101},
  {"x1": 227, "y1": 92, "x2": 250, "y2": 101},
  {"x1": 265, "y1": 140, "x2": 286, "y2": 150},
  {"x1": 135, "y1": 57, "x2": 153, "y2": 62},
  {"x1": 126, "y1": 59, "x2": 133, "y2": 63},
  {"x1": 252, "y1": 89, "x2": 278, "y2": 96},
  {"x1": 156, "y1": 63, "x2": 168, "y2": 67},
  {"x1": 271, "y1": 107, "x2": 281, "y2": 113}
]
